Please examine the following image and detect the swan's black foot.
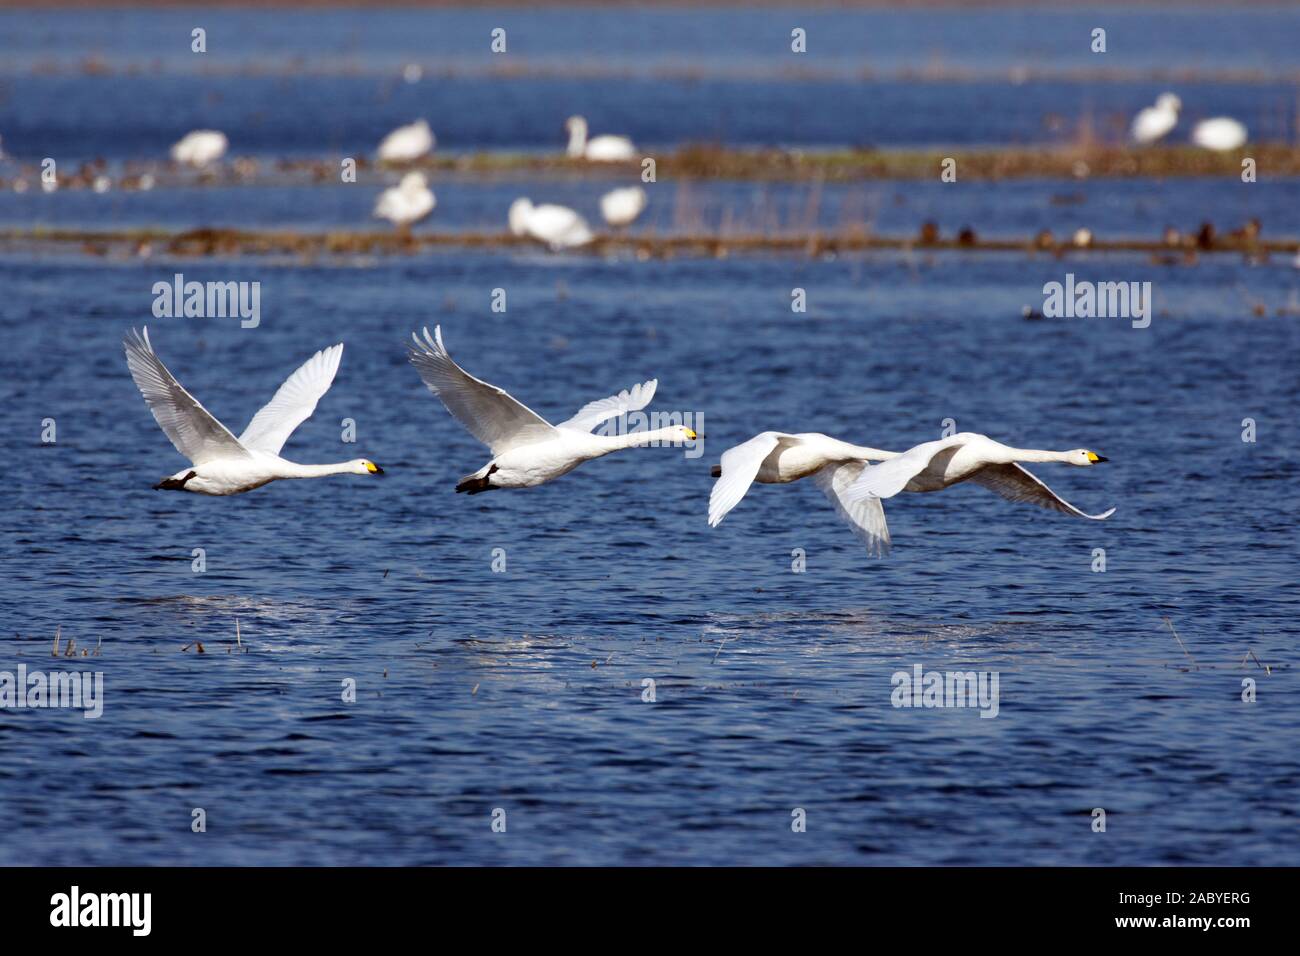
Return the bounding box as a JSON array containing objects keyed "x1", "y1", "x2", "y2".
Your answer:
[
  {"x1": 154, "y1": 470, "x2": 197, "y2": 491},
  {"x1": 455, "y1": 464, "x2": 498, "y2": 495}
]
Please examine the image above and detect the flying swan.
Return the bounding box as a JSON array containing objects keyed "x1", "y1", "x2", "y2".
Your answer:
[
  {"x1": 708, "y1": 432, "x2": 897, "y2": 555},
  {"x1": 840, "y1": 432, "x2": 1113, "y2": 545},
  {"x1": 124, "y1": 328, "x2": 383, "y2": 495},
  {"x1": 408, "y1": 325, "x2": 696, "y2": 494}
]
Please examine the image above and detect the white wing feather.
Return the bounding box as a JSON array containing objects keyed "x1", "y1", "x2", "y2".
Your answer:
[
  {"x1": 408, "y1": 326, "x2": 555, "y2": 456},
  {"x1": 845, "y1": 437, "x2": 961, "y2": 503},
  {"x1": 123, "y1": 327, "x2": 250, "y2": 465},
  {"x1": 969, "y1": 462, "x2": 1116, "y2": 520},
  {"x1": 557, "y1": 379, "x2": 658, "y2": 432},
  {"x1": 708, "y1": 432, "x2": 789, "y2": 527},
  {"x1": 813, "y1": 461, "x2": 892, "y2": 557},
  {"x1": 238, "y1": 343, "x2": 343, "y2": 455}
]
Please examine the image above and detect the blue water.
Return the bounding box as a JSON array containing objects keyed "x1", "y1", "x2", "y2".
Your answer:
[
  {"x1": 1, "y1": 6, "x2": 1299, "y2": 867},
  {"x1": 2, "y1": 7, "x2": 1299, "y2": 160}
]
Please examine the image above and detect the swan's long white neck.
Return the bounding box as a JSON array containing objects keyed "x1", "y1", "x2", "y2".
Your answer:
[
  {"x1": 999, "y1": 447, "x2": 1075, "y2": 464},
  {"x1": 594, "y1": 427, "x2": 691, "y2": 454},
  {"x1": 566, "y1": 118, "x2": 587, "y2": 157},
  {"x1": 275, "y1": 461, "x2": 359, "y2": 479}
]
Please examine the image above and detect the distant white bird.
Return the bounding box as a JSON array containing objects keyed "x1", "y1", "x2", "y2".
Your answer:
[
  {"x1": 1192, "y1": 117, "x2": 1247, "y2": 151},
  {"x1": 1131, "y1": 93, "x2": 1181, "y2": 144},
  {"x1": 408, "y1": 325, "x2": 695, "y2": 494},
  {"x1": 124, "y1": 328, "x2": 383, "y2": 495},
  {"x1": 508, "y1": 197, "x2": 594, "y2": 250},
  {"x1": 708, "y1": 432, "x2": 897, "y2": 556},
  {"x1": 374, "y1": 171, "x2": 435, "y2": 228},
  {"x1": 841, "y1": 432, "x2": 1113, "y2": 547},
  {"x1": 170, "y1": 130, "x2": 228, "y2": 167},
  {"x1": 565, "y1": 115, "x2": 636, "y2": 162},
  {"x1": 378, "y1": 119, "x2": 434, "y2": 163},
  {"x1": 600, "y1": 185, "x2": 647, "y2": 227}
]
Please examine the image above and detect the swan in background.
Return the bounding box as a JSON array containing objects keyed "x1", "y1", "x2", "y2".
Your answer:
[
  {"x1": 708, "y1": 432, "x2": 898, "y2": 556},
  {"x1": 408, "y1": 325, "x2": 695, "y2": 493},
  {"x1": 842, "y1": 432, "x2": 1114, "y2": 546},
  {"x1": 378, "y1": 119, "x2": 434, "y2": 163},
  {"x1": 1131, "y1": 93, "x2": 1180, "y2": 144},
  {"x1": 170, "y1": 130, "x2": 228, "y2": 167},
  {"x1": 600, "y1": 185, "x2": 647, "y2": 227},
  {"x1": 124, "y1": 328, "x2": 383, "y2": 495},
  {"x1": 374, "y1": 171, "x2": 435, "y2": 229},
  {"x1": 565, "y1": 115, "x2": 636, "y2": 162},
  {"x1": 508, "y1": 197, "x2": 594, "y2": 250},
  {"x1": 1192, "y1": 116, "x2": 1248, "y2": 151}
]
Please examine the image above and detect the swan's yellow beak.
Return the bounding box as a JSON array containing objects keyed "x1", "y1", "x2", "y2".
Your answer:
[
  {"x1": 684, "y1": 429, "x2": 698, "y2": 440},
  {"x1": 1086, "y1": 452, "x2": 1108, "y2": 463},
  {"x1": 366, "y1": 461, "x2": 384, "y2": 474}
]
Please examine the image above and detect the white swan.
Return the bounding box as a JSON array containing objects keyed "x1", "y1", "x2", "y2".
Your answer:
[
  {"x1": 170, "y1": 130, "x2": 228, "y2": 168},
  {"x1": 508, "y1": 197, "x2": 594, "y2": 250},
  {"x1": 1131, "y1": 93, "x2": 1181, "y2": 144},
  {"x1": 708, "y1": 432, "x2": 897, "y2": 556},
  {"x1": 374, "y1": 171, "x2": 435, "y2": 228},
  {"x1": 841, "y1": 432, "x2": 1113, "y2": 545},
  {"x1": 1192, "y1": 117, "x2": 1247, "y2": 151},
  {"x1": 600, "y1": 185, "x2": 647, "y2": 227},
  {"x1": 124, "y1": 328, "x2": 382, "y2": 495},
  {"x1": 378, "y1": 119, "x2": 434, "y2": 163},
  {"x1": 407, "y1": 325, "x2": 696, "y2": 493},
  {"x1": 565, "y1": 115, "x2": 636, "y2": 162}
]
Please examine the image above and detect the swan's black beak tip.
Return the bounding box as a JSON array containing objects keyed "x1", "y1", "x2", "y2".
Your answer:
[
  {"x1": 1094, "y1": 455, "x2": 1109, "y2": 463},
  {"x1": 367, "y1": 462, "x2": 385, "y2": 475}
]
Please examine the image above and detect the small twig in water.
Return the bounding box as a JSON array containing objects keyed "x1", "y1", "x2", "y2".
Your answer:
[
  {"x1": 1163, "y1": 618, "x2": 1199, "y2": 670},
  {"x1": 52, "y1": 627, "x2": 60, "y2": 657},
  {"x1": 1242, "y1": 648, "x2": 1272, "y2": 676}
]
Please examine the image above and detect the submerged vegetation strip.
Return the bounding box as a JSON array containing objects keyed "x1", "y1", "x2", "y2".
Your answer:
[
  {"x1": 5, "y1": 144, "x2": 1298, "y2": 192},
  {"x1": 1, "y1": 225, "x2": 1292, "y2": 260}
]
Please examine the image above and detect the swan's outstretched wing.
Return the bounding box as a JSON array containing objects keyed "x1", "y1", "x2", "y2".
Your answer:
[
  {"x1": 813, "y1": 461, "x2": 891, "y2": 557},
  {"x1": 845, "y1": 437, "x2": 961, "y2": 502},
  {"x1": 237, "y1": 343, "x2": 343, "y2": 455},
  {"x1": 969, "y1": 463, "x2": 1116, "y2": 520},
  {"x1": 408, "y1": 326, "x2": 555, "y2": 456},
  {"x1": 123, "y1": 327, "x2": 250, "y2": 465},
  {"x1": 708, "y1": 432, "x2": 791, "y2": 527},
  {"x1": 557, "y1": 379, "x2": 658, "y2": 432}
]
